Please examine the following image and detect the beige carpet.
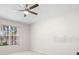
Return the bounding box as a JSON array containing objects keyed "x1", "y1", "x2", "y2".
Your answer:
[{"x1": 10, "y1": 51, "x2": 45, "y2": 55}]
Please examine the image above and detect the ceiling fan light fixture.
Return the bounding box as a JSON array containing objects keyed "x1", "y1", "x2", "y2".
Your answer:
[{"x1": 23, "y1": 11, "x2": 29, "y2": 15}]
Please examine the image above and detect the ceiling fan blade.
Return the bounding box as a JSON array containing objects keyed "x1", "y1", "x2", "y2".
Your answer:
[
  {"x1": 25, "y1": 4, "x2": 28, "y2": 10},
  {"x1": 29, "y1": 4, "x2": 39, "y2": 9},
  {"x1": 25, "y1": 4, "x2": 28, "y2": 8},
  {"x1": 28, "y1": 10, "x2": 38, "y2": 15},
  {"x1": 24, "y1": 14, "x2": 26, "y2": 17},
  {"x1": 18, "y1": 10, "x2": 25, "y2": 11}
]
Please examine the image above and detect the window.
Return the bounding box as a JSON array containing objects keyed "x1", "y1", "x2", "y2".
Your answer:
[{"x1": 0, "y1": 25, "x2": 17, "y2": 46}]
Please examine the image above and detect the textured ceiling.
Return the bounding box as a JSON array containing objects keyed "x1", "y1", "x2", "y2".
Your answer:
[{"x1": 0, "y1": 4, "x2": 79, "y2": 24}]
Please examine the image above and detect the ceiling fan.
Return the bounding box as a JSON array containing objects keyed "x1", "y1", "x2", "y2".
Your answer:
[{"x1": 18, "y1": 4, "x2": 39, "y2": 17}]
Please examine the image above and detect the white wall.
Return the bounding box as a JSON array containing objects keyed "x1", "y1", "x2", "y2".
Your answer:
[
  {"x1": 0, "y1": 17, "x2": 30, "y2": 54},
  {"x1": 31, "y1": 5, "x2": 79, "y2": 55}
]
